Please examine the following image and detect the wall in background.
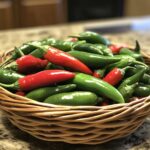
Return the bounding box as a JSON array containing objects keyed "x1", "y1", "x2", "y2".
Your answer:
[
  {"x1": 0, "y1": 0, "x2": 150, "y2": 30},
  {"x1": 124, "y1": 0, "x2": 150, "y2": 16}
]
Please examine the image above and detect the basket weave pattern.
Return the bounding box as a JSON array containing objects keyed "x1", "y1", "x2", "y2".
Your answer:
[{"x1": 0, "y1": 51, "x2": 150, "y2": 145}]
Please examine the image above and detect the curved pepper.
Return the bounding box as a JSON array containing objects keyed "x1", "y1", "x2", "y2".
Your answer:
[
  {"x1": 119, "y1": 48, "x2": 144, "y2": 61},
  {"x1": 72, "y1": 43, "x2": 104, "y2": 55},
  {"x1": 70, "y1": 31, "x2": 111, "y2": 45},
  {"x1": 140, "y1": 74, "x2": 150, "y2": 84},
  {"x1": 0, "y1": 70, "x2": 75, "y2": 91},
  {"x1": 118, "y1": 68, "x2": 146, "y2": 90},
  {"x1": 0, "y1": 69, "x2": 24, "y2": 84},
  {"x1": 44, "y1": 91, "x2": 98, "y2": 106},
  {"x1": 103, "y1": 67, "x2": 127, "y2": 86},
  {"x1": 133, "y1": 84, "x2": 150, "y2": 97},
  {"x1": 68, "y1": 51, "x2": 134, "y2": 69},
  {"x1": 4, "y1": 55, "x2": 48, "y2": 74},
  {"x1": 41, "y1": 38, "x2": 85, "y2": 52},
  {"x1": 26, "y1": 84, "x2": 76, "y2": 101},
  {"x1": 119, "y1": 83, "x2": 138, "y2": 101},
  {"x1": 106, "y1": 57, "x2": 135, "y2": 72},
  {"x1": 72, "y1": 73, "x2": 124, "y2": 103},
  {"x1": 0, "y1": 41, "x2": 40, "y2": 67},
  {"x1": 95, "y1": 44, "x2": 113, "y2": 56},
  {"x1": 29, "y1": 45, "x2": 93, "y2": 74}
]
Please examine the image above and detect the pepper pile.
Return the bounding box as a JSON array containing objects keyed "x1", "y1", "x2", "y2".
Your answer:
[{"x1": 0, "y1": 31, "x2": 150, "y2": 106}]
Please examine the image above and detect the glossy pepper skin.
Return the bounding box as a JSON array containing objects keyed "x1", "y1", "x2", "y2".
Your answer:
[
  {"x1": 72, "y1": 43, "x2": 104, "y2": 55},
  {"x1": 26, "y1": 84, "x2": 76, "y2": 101},
  {"x1": 0, "y1": 41, "x2": 39, "y2": 67},
  {"x1": 119, "y1": 48, "x2": 144, "y2": 61},
  {"x1": 68, "y1": 51, "x2": 134, "y2": 69},
  {"x1": 44, "y1": 91, "x2": 98, "y2": 106},
  {"x1": 118, "y1": 68, "x2": 146, "y2": 90},
  {"x1": 41, "y1": 38, "x2": 75, "y2": 52},
  {"x1": 95, "y1": 44, "x2": 113, "y2": 56},
  {"x1": 4, "y1": 55, "x2": 48, "y2": 74},
  {"x1": 41, "y1": 38, "x2": 85, "y2": 52},
  {"x1": 0, "y1": 70, "x2": 75, "y2": 91},
  {"x1": 39, "y1": 46, "x2": 92, "y2": 75},
  {"x1": 140, "y1": 74, "x2": 150, "y2": 84},
  {"x1": 133, "y1": 84, "x2": 150, "y2": 97},
  {"x1": 71, "y1": 31, "x2": 111, "y2": 45},
  {"x1": 119, "y1": 83, "x2": 138, "y2": 101},
  {"x1": 29, "y1": 48, "x2": 45, "y2": 58},
  {"x1": 103, "y1": 67, "x2": 125, "y2": 86},
  {"x1": 0, "y1": 69, "x2": 24, "y2": 84},
  {"x1": 72, "y1": 73, "x2": 125, "y2": 103},
  {"x1": 106, "y1": 57, "x2": 135, "y2": 72}
]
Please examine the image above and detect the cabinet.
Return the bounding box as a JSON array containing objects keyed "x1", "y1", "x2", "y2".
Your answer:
[
  {"x1": 0, "y1": 0, "x2": 67, "y2": 29},
  {"x1": 0, "y1": 0, "x2": 14, "y2": 29}
]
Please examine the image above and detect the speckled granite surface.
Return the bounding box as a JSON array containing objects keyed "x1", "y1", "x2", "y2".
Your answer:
[{"x1": 0, "y1": 21, "x2": 150, "y2": 150}]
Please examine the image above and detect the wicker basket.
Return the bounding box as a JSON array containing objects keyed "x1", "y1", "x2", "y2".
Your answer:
[{"x1": 0, "y1": 50, "x2": 150, "y2": 145}]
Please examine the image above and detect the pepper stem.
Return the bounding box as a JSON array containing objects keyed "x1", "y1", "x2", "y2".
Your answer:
[
  {"x1": 15, "y1": 47, "x2": 24, "y2": 56},
  {"x1": 0, "y1": 57, "x2": 13, "y2": 68},
  {"x1": 0, "y1": 82, "x2": 18, "y2": 90},
  {"x1": 134, "y1": 40, "x2": 140, "y2": 53},
  {"x1": 133, "y1": 61, "x2": 149, "y2": 70}
]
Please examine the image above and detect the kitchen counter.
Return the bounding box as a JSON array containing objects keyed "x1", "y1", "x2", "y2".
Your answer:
[{"x1": 0, "y1": 19, "x2": 150, "y2": 150}]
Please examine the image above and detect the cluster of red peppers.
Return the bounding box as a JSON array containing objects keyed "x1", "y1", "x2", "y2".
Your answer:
[{"x1": 0, "y1": 31, "x2": 149, "y2": 106}]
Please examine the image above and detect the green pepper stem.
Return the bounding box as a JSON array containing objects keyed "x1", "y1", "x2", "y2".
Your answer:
[
  {"x1": 0, "y1": 57, "x2": 13, "y2": 67},
  {"x1": 15, "y1": 47, "x2": 24, "y2": 56},
  {"x1": 134, "y1": 40, "x2": 140, "y2": 53},
  {"x1": 133, "y1": 61, "x2": 149, "y2": 69},
  {"x1": 0, "y1": 82, "x2": 18, "y2": 90}
]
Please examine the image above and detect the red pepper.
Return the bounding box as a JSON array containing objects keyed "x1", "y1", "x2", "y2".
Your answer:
[
  {"x1": 93, "y1": 72, "x2": 101, "y2": 78},
  {"x1": 103, "y1": 68, "x2": 125, "y2": 86},
  {"x1": 44, "y1": 47, "x2": 92, "y2": 75},
  {"x1": 93, "y1": 68, "x2": 105, "y2": 79},
  {"x1": 15, "y1": 91, "x2": 25, "y2": 96},
  {"x1": 109, "y1": 44, "x2": 124, "y2": 54},
  {"x1": 0, "y1": 70, "x2": 75, "y2": 91},
  {"x1": 5, "y1": 55, "x2": 48, "y2": 74},
  {"x1": 66, "y1": 37, "x2": 78, "y2": 42}
]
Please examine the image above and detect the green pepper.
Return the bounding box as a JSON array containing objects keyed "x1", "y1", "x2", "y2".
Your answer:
[
  {"x1": 44, "y1": 91, "x2": 98, "y2": 106},
  {"x1": 119, "y1": 48, "x2": 144, "y2": 61},
  {"x1": 95, "y1": 44, "x2": 113, "y2": 56},
  {"x1": 0, "y1": 42, "x2": 38, "y2": 67},
  {"x1": 72, "y1": 73, "x2": 124, "y2": 103},
  {"x1": 106, "y1": 57, "x2": 135, "y2": 72},
  {"x1": 140, "y1": 74, "x2": 150, "y2": 84},
  {"x1": 0, "y1": 69, "x2": 24, "y2": 84},
  {"x1": 41, "y1": 38, "x2": 86, "y2": 52},
  {"x1": 68, "y1": 51, "x2": 134, "y2": 69},
  {"x1": 70, "y1": 31, "x2": 111, "y2": 45},
  {"x1": 72, "y1": 43, "x2": 104, "y2": 55},
  {"x1": 126, "y1": 65, "x2": 150, "y2": 84},
  {"x1": 119, "y1": 83, "x2": 138, "y2": 101},
  {"x1": 133, "y1": 84, "x2": 150, "y2": 97},
  {"x1": 118, "y1": 68, "x2": 146, "y2": 90},
  {"x1": 29, "y1": 48, "x2": 45, "y2": 58},
  {"x1": 26, "y1": 84, "x2": 76, "y2": 102}
]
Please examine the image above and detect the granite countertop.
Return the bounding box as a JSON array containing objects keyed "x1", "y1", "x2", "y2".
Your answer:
[{"x1": 0, "y1": 19, "x2": 150, "y2": 150}]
